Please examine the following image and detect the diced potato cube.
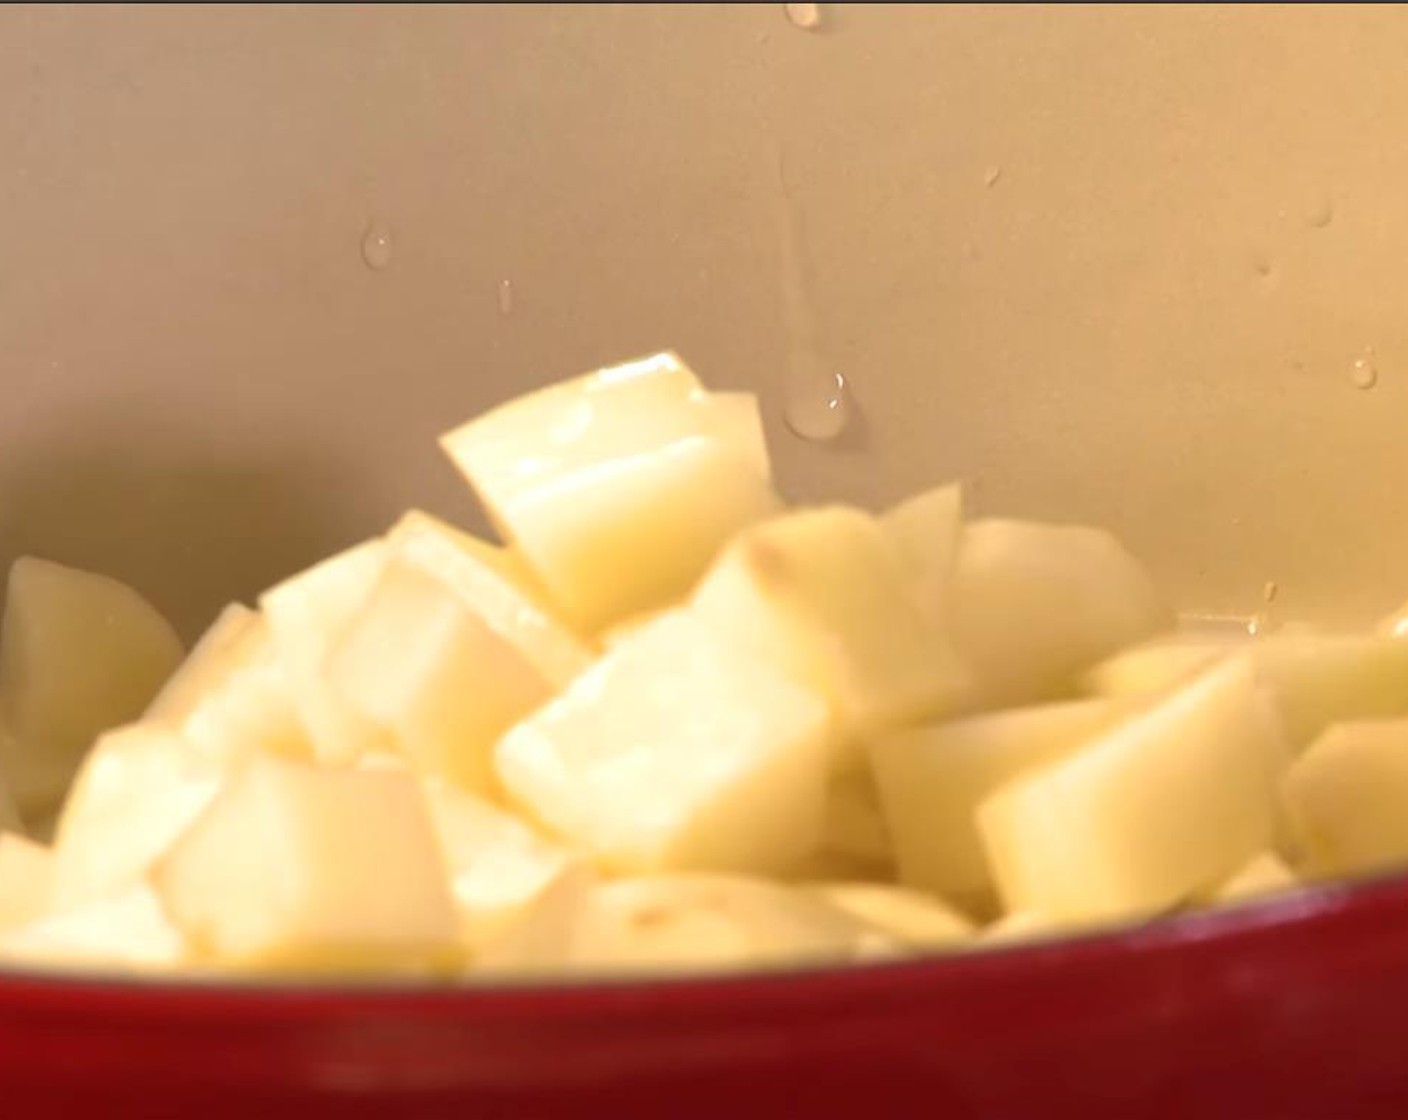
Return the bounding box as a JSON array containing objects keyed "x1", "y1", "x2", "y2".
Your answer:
[
  {"x1": 810, "y1": 883, "x2": 973, "y2": 948},
  {"x1": 881, "y1": 482, "x2": 962, "y2": 627},
  {"x1": 1086, "y1": 637, "x2": 1234, "y2": 699},
  {"x1": 259, "y1": 541, "x2": 391, "y2": 764},
  {"x1": 1252, "y1": 634, "x2": 1408, "y2": 751},
  {"x1": 691, "y1": 506, "x2": 968, "y2": 747},
  {"x1": 566, "y1": 875, "x2": 879, "y2": 974},
  {"x1": 952, "y1": 519, "x2": 1171, "y2": 705},
  {"x1": 0, "y1": 884, "x2": 185, "y2": 972},
  {"x1": 145, "y1": 603, "x2": 264, "y2": 722},
  {"x1": 0, "y1": 557, "x2": 184, "y2": 823},
  {"x1": 330, "y1": 560, "x2": 553, "y2": 794},
  {"x1": 420, "y1": 777, "x2": 581, "y2": 947},
  {"x1": 51, "y1": 724, "x2": 224, "y2": 910},
  {"x1": 441, "y1": 352, "x2": 779, "y2": 633},
  {"x1": 495, "y1": 610, "x2": 832, "y2": 875},
  {"x1": 977, "y1": 658, "x2": 1286, "y2": 924},
  {"x1": 386, "y1": 511, "x2": 593, "y2": 687},
  {"x1": 1207, "y1": 851, "x2": 1297, "y2": 903},
  {"x1": 154, "y1": 756, "x2": 458, "y2": 973},
  {"x1": 0, "y1": 833, "x2": 52, "y2": 930},
  {"x1": 869, "y1": 699, "x2": 1114, "y2": 902},
  {"x1": 148, "y1": 605, "x2": 312, "y2": 766},
  {"x1": 1282, "y1": 719, "x2": 1408, "y2": 878}
]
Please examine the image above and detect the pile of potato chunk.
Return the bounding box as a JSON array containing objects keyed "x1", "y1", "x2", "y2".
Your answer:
[{"x1": 1, "y1": 351, "x2": 1407, "y2": 979}]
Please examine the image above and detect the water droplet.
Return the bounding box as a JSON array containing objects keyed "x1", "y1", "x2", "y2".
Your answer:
[
  {"x1": 497, "y1": 278, "x2": 514, "y2": 317},
  {"x1": 1351, "y1": 349, "x2": 1378, "y2": 390},
  {"x1": 785, "y1": 370, "x2": 851, "y2": 443},
  {"x1": 1263, "y1": 581, "x2": 1279, "y2": 604},
  {"x1": 361, "y1": 222, "x2": 393, "y2": 270},
  {"x1": 784, "y1": 2, "x2": 821, "y2": 29},
  {"x1": 983, "y1": 166, "x2": 1002, "y2": 188},
  {"x1": 1306, "y1": 197, "x2": 1334, "y2": 229},
  {"x1": 773, "y1": 144, "x2": 851, "y2": 445}
]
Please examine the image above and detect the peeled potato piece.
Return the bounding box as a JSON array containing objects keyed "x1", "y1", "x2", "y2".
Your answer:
[
  {"x1": 496, "y1": 610, "x2": 833, "y2": 876},
  {"x1": 692, "y1": 505, "x2": 968, "y2": 750},
  {"x1": 881, "y1": 482, "x2": 962, "y2": 629},
  {"x1": 51, "y1": 724, "x2": 224, "y2": 911},
  {"x1": 1252, "y1": 634, "x2": 1408, "y2": 752},
  {"x1": 386, "y1": 511, "x2": 593, "y2": 688},
  {"x1": 952, "y1": 519, "x2": 1171, "y2": 706},
  {"x1": 1282, "y1": 718, "x2": 1408, "y2": 879},
  {"x1": 0, "y1": 884, "x2": 185, "y2": 973},
  {"x1": 330, "y1": 559, "x2": 553, "y2": 795},
  {"x1": 441, "y1": 351, "x2": 779, "y2": 634},
  {"x1": 258, "y1": 541, "x2": 391, "y2": 765},
  {"x1": 978, "y1": 657, "x2": 1287, "y2": 925},
  {"x1": 0, "y1": 557, "x2": 184, "y2": 825},
  {"x1": 420, "y1": 777, "x2": 582, "y2": 949},
  {"x1": 869, "y1": 698, "x2": 1114, "y2": 903},
  {"x1": 155, "y1": 755, "x2": 458, "y2": 974}
]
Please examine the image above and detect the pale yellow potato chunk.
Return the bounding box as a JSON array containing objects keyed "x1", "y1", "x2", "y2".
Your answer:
[
  {"x1": 495, "y1": 610, "x2": 833, "y2": 875},
  {"x1": 329, "y1": 559, "x2": 553, "y2": 795},
  {"x1": 259, "y1": 541, "x2": 391, "y2": 764},
  {"x1": 0, "y1": 833, "x2": 52, "y2": 930},
  {"x1": 1282, "y1": 719, "x2": 1408, "y2": 878},
  {"x1": 952, "y1": 519, "x2": 1171, "y2": 705},
  {"x1": 978, "y1": 658, "x2": 1287, "y2": 924},
  {"x1": 810, "y1": 883, "x2": 973, "y2": 949},
  {"x1": 1085, "y1": 637, "x2": 1234, "y2": 699},
  {"x1": 440, "y1": 352, "x2": 779, "y2": 633},
  {"x1": 869, "y1": 698, "x2": 1114, "y2": 901},
  {"x1": 881, "y1": 482, "x2": 962, "y2": 627},
  {"x1": 1207, "y1": 851, "x2": 1297, "y2": 903},
  {"x1": 386, "y1": 510, "x2": 593, "y2": 687},
  {"x1": 51, "y1": 724, "x2": 224, "y2": 911},
  {"x1": 565, "y1": 875, "x2": 881, "y2": 975},
  {"x1": 0, "y1": 557, "x2": 184, "y2": 824},
  {"x1": 148, "y1": 605, "x2": 312, "y2": 766},
  {"x1": 0, "y1": 884, "x2": 185, "y2": 972},
  {"x1": 154, "y1": 756, "x2": 458, "y2": 973},
  {"x1": 1252, "y1": 634, "x2": 1408, "y2": 751},
  {"x1": 691, "y1": 506, "x2": 968, "y2": 749},
  {"x1": 145, "y1": 603, "x2": 264, "y2": 722},
  {"x1": 420, "y1": 777, "x2": 582, "y2": 948}
]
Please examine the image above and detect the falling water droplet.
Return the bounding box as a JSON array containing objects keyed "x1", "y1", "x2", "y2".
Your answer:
[
  {"x1": 497, "y1": 278, "x2": 514, "y2": 317},
  {"x1": 785, "y1": 370, "x2": 851, "y2": 443},
  {"x1": 1306, "y1": 197, "x2": 1334, "y2": 229},
  {"x1": 983, "y1": 166, "x2": 1002, "y2": 188},
  {"x1": 361, "y1": 222, "x2": 394, "y2": 270},
  {"x1": 784, "y1": 2, "x2": 821, "y2": 30},
  {"x1": 1351, "y1": 349, "x2": 1378, "y2": 390},
  {"x1": 1263, "y1": 580, "x2": 1279, "y2": 604}
]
